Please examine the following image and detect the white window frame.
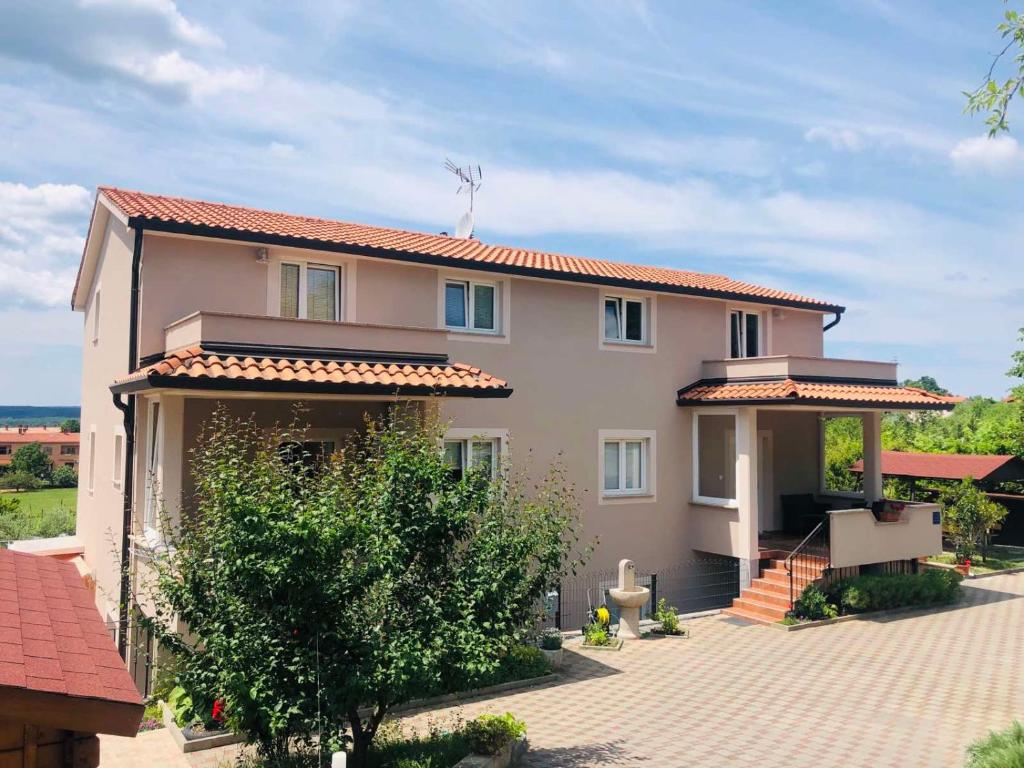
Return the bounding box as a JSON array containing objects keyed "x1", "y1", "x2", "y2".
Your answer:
[
  {"x1": 727, "y1": 306, "x2": 770, "y2": 359},
  {"x1": 266, "y1": 250, "x2": 356, "y2": 321},
  {"x1": 87, "y1": 427, "x2": 97, "y2": 495},
  {"x1": 91, "y1": 287, "x2": 101, "y2": 345},
  {"x1": 598, "y1": 291, "x2": 656, "y2": 352},
  {"x1": 818, "y1": 412, "x2": 868, "y2": 500},
  {"x1": 278, "y1": 261, "x2": 342, "y2": 321},
  {"x1": 603, "y1": 295, "x2": 646, "y2": 344},
  {"x1": 143, "y1": 399, "x2": 162, "y2": 534},
  {"x1": 692, "y1": 409, "x2": 739, "y2": 508},
  {"x1": 437, "y1": 272, "x2": 510, "y2": 343},
  {"x1": 443, "y1": 428, "x2": 509, "y2": 480},
  {"x1": 112, "y1": 429, "x2": 125, "y2": 488},
  {"x1": 598, "y1": 429, "x2": 656, "y2": 504},
  {"x1": 443, "y1": 278, "x2": 499, "y2": 334}
]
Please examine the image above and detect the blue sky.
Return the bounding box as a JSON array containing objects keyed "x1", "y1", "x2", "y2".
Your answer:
[{"x1": 1, "y1": 0, "x2": 1022, "y2": 405}]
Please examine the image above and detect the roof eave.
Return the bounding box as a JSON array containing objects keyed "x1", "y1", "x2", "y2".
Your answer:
[
  {"x1": 675, "y1": 396, "x2": 955, "y2": 410},
  {"x1": 128, "y1": 216, "x2": 846, "y2": 314}
]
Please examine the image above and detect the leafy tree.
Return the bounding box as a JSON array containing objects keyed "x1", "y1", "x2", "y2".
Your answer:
[
  {"x1": 10, "y1": 442, "x2": 53, "y2": 481},
  {"x1": 1009, "y1": 326, "x2": 1024, "y2": 399},
  {"x1": 823, "y1": 416, "x2": 863, "y2": 493},
  {"x1": 965, "y1": 7, "x2": 1024, "y2": 134},
  {"x1": 901, "y1": 375, "x2": 950, "y2": 396},
  {"x1": 939, "y1": 479, "x2": 1009, "y2": 562},
  {"x1": 51, "y1": 465, "x2": 78, "y2": 488},
  {"x1": 142, "y1": 406, "x2": 588, "y2": 766},
  {"x1": 59, "y1": 418, "x2": 80, "y2": 433}
]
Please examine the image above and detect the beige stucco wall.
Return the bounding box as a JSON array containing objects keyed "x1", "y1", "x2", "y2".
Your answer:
[
  {"x1": 82, "y1": 228, "x2": 833, "y2": 608},
  {"x1": 75, "y1": 216, "x2": 134, "y2": 627},
  {"x1": 829, "y1": 504, "x2": 943, "y2": 568}
]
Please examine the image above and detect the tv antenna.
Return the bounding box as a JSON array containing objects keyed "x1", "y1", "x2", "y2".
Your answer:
[{"x1": 445, "y1": 158, "x2": 482, "y2": 238}]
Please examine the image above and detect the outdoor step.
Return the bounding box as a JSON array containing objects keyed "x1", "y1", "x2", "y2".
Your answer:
[
  {"x1": 729, "y1": 597, "x2": 789, "y2": 622},
  {"x1": 722, "y1": 606, "x2": 778, "y2": 626},
  {"x1": 760, "y1": 568, "x2": 822, "y2": 587},
  {"x1": 769, "y1": 557, "x2": 829, "y2": 571},
  {"x1": 750, "y1": 578, "x2": 794, "y2": 597},
  {"x1": 739, "y1": 587, "x2": 792, "y2": 609}
]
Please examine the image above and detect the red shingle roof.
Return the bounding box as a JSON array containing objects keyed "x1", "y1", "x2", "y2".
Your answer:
[
  {"x1": 676, "y1": 378, "x2": 958, "y2": 409},
  {"x1": 95, "y1": 187, "x2": 842, "y2": 312},
  {"x1": 0, "y1": 429, "x2": 80, "y2": 445},
  {"x1": 0, "y1": 549, "x2": 142, "y2": 721},
  {"x1": 112, "y1": 345, "x2": 511, "y2": 397},
  {"x1": 850, "y1": 451, "x2": 1024, "y2": 481}
]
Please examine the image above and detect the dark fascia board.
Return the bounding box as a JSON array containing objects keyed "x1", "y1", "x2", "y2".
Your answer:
[
  {"x1": 680, "y1": 373, "x2": 900, "y2": 391},
  {"x1": 131, "y1": 217, "x2": 847, "y2": 315},
  {"x1": 675, "y1": 396, "x2": 953, "y2": 410},
  {"x1": 110, "y1": 372, "x2": 513, "y2": 399},
  {"x1": 138, "y1": 341, "x2": 450, "y2": 368}
]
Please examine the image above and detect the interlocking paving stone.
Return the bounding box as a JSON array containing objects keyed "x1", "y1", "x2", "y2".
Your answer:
[{"x1": 99, "y1": 574, "x2": 1024, "y2": 767}]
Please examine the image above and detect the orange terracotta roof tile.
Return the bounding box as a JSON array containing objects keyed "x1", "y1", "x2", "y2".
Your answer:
[
  {"x1": 94, "y1": 187, "x2": 842, "y2": 312},
  {"x1": 850, "y1": 451, "x2": 1024, "y2": 481},
  {"x1": 0, "y1": 548, "x2": 143, "y2": 734},
  {"x1": 112, "y1": 346, "x2": 511, "y2": 398},
  {"x1": 676, "y1": 378, "x2": 957, "y2": 409},
  {"x1": 0, "y1": 430, "x2": 80, "y2": 444}
]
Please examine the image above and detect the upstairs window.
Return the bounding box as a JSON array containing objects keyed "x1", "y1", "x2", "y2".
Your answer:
[
  {"x1": 0, "y1": 446, "x2": 9, "y2": 455},
  {"x1": 61, "y1": 445, "x2": 77, "y2": 455},
  {"x1": 444, "y1": 437, "x2": 499, "y2": 480},
  {"x1": 602, "y1": 438, "x2": 648, "y2": 495},
  {"x1": 280, "y1": 263, "x2": 340, "y2": 321},
  {"x1": 604, "y1": 296, "x2": 646, "y2": 344},
  {"x1": 445, "y1": 279, "x2": 497, "y2": 333},
  {"x1": 729, "y1": 309, "x2": 764, "y2": 358}
]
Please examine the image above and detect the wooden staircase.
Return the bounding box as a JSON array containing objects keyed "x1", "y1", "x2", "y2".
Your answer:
[{"x1": 723, "y1": 556, "x2": 829, "y2": 624}]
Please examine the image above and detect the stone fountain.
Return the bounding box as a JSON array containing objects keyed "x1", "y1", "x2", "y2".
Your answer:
[{"x1": 608, "y1": 558, "x2": 650, "y2": 639}]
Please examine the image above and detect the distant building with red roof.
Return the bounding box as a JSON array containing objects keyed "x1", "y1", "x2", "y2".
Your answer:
[{"x1": 850, "y1": 450, "x2": 1024, "y2": 487}]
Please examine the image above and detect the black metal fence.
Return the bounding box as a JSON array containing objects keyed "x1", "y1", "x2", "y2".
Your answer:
[{"x1": 540, "y1": 556, "x2": 741, "y2": 632}]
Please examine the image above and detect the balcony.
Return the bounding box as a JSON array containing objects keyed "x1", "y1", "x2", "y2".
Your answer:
[
  {"x1": 163, "y1": 311, "x2": 447, "y2": 357},
  {"x1": 701, "y1": 355, "x2": 898, "y2": 384},
  {"x1": 829, "y1": 501, "x2": 942, "y2": 569}
]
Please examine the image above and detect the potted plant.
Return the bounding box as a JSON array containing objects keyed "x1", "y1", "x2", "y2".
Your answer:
[{"x1": 538, "y1": 629, "x2": 563, "y2": 669}]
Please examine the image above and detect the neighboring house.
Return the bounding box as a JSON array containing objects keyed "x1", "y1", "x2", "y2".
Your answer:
[
  {"x1": 63, "y1": 186, "x2": 957, "y2": 682},
  {"x1": 0, "y1": 428, "x2": 79, "y2": 470},
  {"x1": 0, "y1": 548, "x2": 143, "y2": 768},
  {"x1": 851, "y1": 450, "x2": 1024, "y2": 545}
]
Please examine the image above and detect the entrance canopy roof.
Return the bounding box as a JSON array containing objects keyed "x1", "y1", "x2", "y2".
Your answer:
[
  {"x1": 676, "y1": 376, "x2": 958, "y2": 410},
  {"x1": 111, "y1": 343, "x2": 512, "y2": 398}
]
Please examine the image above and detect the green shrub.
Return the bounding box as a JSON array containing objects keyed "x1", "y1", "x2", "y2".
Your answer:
[
  {"x1": 463, "y1": 713, "x2": 526, "y2": 756},
  {"x1": 583, "y1": 621, "x2": 610, "y2": 646},
  {"x1": 790, "y1": 585, "x2": 838, "y2": 621},
  {"x1": 826, "y1": 570, "x2": 962, "y2": 615},
  {"x1": 653, "y1": 598, "x2": 680, "y2": 634},
  {"x1": 539, "y1": 629, "x2": 562, "y2": 650},
  {"x1": 0, "y1": 471, "x2": 42, "y2": 491},
  {"x1": 51, "y1": 465, "x2": 78, "y2": 488},
  {"x1": 0, "y1": 494, "x2": 75, "y2": 541},
  {"x1": 965, "y1": 721, "x2": 1024, "y2": 768}
]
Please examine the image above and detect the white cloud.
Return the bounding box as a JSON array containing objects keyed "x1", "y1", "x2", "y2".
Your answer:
[
  {"x1": 804, "y1": 123, "x2": 950, "y2": 155},
  {"x1": 949, "y1": 135, "x2": 1024, "y2": 174},
  {"x1": 78, "y1": 0, "x2": 222, "y2": 48},
  {"x1": 0, "y1": 182, "x2": 91, "y2": 308},
  {"x1": 805, "y1": 125, "x2": 865, "y2": 152},
  {"x1": 112, "y1": 51, "x2": 262, "y2": 100}
]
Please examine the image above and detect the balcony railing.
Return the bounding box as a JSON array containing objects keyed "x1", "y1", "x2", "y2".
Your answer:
[
  {"x1": 828, "y1": 502, "x2": 942, "y2": 569},
  {"x1": 701, "y1": 355, "x2": 898, "y2": 384}
]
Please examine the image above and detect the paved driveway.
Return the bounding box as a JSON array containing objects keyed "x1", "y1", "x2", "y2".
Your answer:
[
  {"x1": 100, "y1": 574, "x2": 1024, "y2": 768},
  {"x1": 401, "y1": 573, "x2": 1024, "y2": 768}
]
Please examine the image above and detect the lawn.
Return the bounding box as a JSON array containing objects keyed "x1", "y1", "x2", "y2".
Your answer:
[
  {"x1": 0, "y1": 487, "x2": 76, "y2": 543},
  {"x1": 929, "y1": 545, "x2": 1024, "y2": 573}
]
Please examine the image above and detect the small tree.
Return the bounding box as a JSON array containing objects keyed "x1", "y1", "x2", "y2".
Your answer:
[
  {"x1": 59, "y1": 418, "x2": 80, "y2": 434},
  {"x1": 940, "y1": 478, "x2": 1009, "y2": 562},
  {"x1": 0, "y1": 471, "x2": 42, "y2": 492},
  {"x1": 10, "y1": 443, "x2": 53, "y2": 482},
  {"x1": 143, "y1": 406, "x2": 588, "y2": 765}
]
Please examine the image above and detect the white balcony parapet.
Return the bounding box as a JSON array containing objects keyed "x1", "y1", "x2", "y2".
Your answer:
[
  {"x1": 163, "y1": 311, "x2": 448, "y2": 358},
  {"x1": 828, "y1": 503, "x2": 942, "y2": 569},
  {"x1": 702, "y1": 355, "x2": 898, "y2": 384}
]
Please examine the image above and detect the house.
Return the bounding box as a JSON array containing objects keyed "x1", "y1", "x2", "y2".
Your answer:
[
  {"x1": 0, "y1": 428, "x2": 80, "y2": 470},
  {"x1": 851, "y1": 450, "x2": 1024, "y2": 545},
  {"x1": 0, "y1": 548, "x2": 143, "y2": 767},
  {"x1": 63, "y1": 186, "x2": 957, "y2": 682}
]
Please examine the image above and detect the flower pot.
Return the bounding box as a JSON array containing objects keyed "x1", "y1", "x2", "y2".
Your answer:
[
  {"x1": 539, "y1": 647, "x2": 563, "y2": 669},
  {"x1": 955, "y1": 563, "x2": 970, "y2": 577}
]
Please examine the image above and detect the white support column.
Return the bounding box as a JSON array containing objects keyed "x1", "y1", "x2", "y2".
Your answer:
[
  {"x1": 159, "y1": 395, "x2": 185, "y2": 529},
  {"x1": 862, "y1": 411, "x2": 884, "y2": 503},
  {"x1": 736, "y1": 407, "x2": 759, "y2": 588}
]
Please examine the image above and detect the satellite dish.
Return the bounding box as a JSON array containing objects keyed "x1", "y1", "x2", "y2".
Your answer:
[{"x1": 454, "y1": 210, "x2": 474, "y2": 239}]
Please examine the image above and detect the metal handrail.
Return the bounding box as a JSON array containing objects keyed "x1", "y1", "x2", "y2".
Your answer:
[{"x1": 784, "y1": 519, "x2": 831, "y2": 609}]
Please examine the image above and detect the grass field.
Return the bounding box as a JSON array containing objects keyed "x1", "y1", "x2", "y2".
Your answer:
[{"x1": 0, "y1": 487, "x2": 76, "y2": 543}]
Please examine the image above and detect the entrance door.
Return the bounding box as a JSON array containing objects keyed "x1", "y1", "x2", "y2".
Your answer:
[{"x1": 757, "y1": 430, "x2": 773, "y2": 532}]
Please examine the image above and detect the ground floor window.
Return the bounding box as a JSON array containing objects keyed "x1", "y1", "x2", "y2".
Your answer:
[
  {"x1": 444, "y1": 437, "x2": 499, "y2": 480},
  {"x1": 694, "y1": 413, "x2": 737, "y2": 505},
  {"x1": 598, "y1": 430, "x2": 655, "y2": 500}
]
